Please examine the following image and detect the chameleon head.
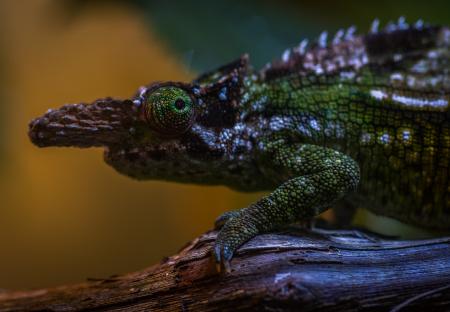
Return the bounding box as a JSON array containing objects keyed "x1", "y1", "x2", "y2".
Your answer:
[
  {"x1": 29, "y1": 56, "x2": 254, "y2": 186},
  {"x1": 28, "y1": 81, "x2": 247, "y2": 185}
]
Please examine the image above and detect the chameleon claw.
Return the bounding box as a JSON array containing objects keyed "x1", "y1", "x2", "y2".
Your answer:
[
  {"x1": 214, "y1": 244, "x2": 222, "y2": 263},
  {"x1": 213, "y1": 245, "x2": 222, "y2": 273},
  {"x1": 213, "y1": 244, "x2": 233, "y2": 273},
  {"x1": 214, "y1": 259, "x2": 231, "y2": 274},
  {"x1": 222, "y1": 245, "x2": 234, "y2": 262},
  {"x1": 222, "y1": 259, "x2": 231, "y2": 273}
]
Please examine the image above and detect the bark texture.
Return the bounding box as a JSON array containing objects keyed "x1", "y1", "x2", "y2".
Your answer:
[{"x1": 1, "y1": 228, "x2": 450, "y2": 311}]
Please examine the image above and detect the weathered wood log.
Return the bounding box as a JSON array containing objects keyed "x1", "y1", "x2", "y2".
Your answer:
[{"x1": 1, "y1": 228, "x2": 450, "y2": 311}]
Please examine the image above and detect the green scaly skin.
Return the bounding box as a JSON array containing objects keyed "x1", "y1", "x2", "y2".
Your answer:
[{"x1": 28, "y1": 19, "x2": 450, "y2": 268}]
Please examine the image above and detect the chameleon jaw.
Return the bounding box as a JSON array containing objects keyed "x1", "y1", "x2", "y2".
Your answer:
[{"x1": 28, "y1": 98, "x2": 141, "y2": 148}]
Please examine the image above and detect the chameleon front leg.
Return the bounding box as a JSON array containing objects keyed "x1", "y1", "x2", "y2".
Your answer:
[{"x1": 213, "y1": 141, "x2": 360, "y2": 269}]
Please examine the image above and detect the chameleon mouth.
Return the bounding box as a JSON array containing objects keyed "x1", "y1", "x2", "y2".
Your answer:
[{"x1": 29, "y1": 98, "x2": 141, "y2": 148}]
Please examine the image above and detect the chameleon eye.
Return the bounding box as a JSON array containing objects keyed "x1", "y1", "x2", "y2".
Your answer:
[{"x1": 144, "y1": 87, "x2": 195, "y2": 135}]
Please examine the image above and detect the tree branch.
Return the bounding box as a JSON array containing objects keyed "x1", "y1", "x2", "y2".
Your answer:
[{"x1": 1, "y1": 228, "x2": 450, "y2": 311}]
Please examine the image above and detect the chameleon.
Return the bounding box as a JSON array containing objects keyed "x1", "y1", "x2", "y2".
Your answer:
[{"x1": 28, "y1": 18, "x2": 450, "y2": 270}]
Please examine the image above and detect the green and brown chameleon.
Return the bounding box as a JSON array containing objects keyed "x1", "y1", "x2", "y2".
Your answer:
[{"x1": 29, "y1": 18, "x2": 450, "y2": 269}]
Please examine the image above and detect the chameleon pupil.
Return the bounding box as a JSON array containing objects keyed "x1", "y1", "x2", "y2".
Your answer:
[{"x1": 174, "y1": 99, "x2": 185, "y2": 110}]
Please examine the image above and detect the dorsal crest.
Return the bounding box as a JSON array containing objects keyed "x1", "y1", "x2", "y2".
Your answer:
[{"x1": 261, "y1": 18, "x2": 450, "y2": 85}]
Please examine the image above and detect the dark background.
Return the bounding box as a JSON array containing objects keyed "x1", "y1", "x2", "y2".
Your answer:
[{"x1": 0, "y1": 0, "x2": 448, "y2": 290}]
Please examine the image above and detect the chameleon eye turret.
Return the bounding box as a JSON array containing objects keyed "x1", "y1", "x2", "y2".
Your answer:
[{"x1": 143, "y1": 86, "x2": 195, "y2": 136}]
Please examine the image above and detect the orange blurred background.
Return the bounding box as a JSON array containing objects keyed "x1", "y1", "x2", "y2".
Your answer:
[{"x1": 0, "y1": 0, "x2": 447, "y2": 290}]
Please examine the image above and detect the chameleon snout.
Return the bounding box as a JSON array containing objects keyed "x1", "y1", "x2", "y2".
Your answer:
[{"x1": 29, "y1": 98, "x2": 139, "y2": 148}]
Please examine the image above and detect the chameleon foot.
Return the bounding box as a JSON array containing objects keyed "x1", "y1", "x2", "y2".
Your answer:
[{"x1": 213, "y1": 206, "x2": 264, "y2": 272}]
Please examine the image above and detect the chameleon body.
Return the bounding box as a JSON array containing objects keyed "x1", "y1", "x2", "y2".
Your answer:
[{"x1": 29, "y1": 19, "x2": 450, "y2": 267}]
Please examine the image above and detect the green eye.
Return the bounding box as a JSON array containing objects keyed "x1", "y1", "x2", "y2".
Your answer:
[{"x1": 144, "y1": 87, "x2": 195, "y2": 135}]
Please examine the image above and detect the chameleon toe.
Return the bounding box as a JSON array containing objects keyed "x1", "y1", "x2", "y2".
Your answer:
[{"x1": 214, "y1": 209, "x2": 244, "y2": 230}]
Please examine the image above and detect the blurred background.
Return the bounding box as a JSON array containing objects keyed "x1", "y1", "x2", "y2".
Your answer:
[{"x1": 0, "y1": 0, "x2": 449, "y2": 290}]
